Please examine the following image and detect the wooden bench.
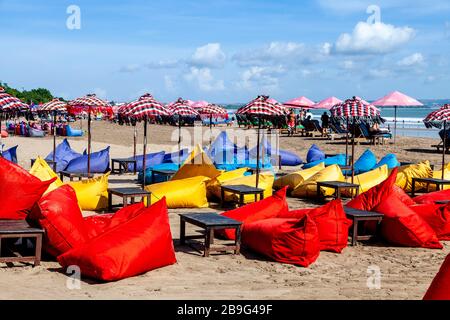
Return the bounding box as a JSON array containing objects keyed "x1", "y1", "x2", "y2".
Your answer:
[
  {"x1": 111, "y1": 158, "x2": 137, "y2": 175},
  {"x1": 179, "y1": 213, "x2": 242, "y2": 257},
  {"x1": 151, "y1": 169, "x2": 177, "y2": 184},
  {"x1": 59, "y1": 171, "x2": 94, "y2": 182},
  {"x1": 221, "y1": 184, "x2": 265, "y2": 207},
  {"x1": 316, "y1": 181, "x2": 359, "y2": 200},
  {"x1": 344, "y1": 207, "x2": 384, "y2": 246},
  {"x1": 0, "y1": 220, "x2": 44, "y2": 267},
  {"x1": 411, "y1": 177, "x2": 450, "y2": 196},
  {"x1": 107, "y1": 187, "x2": 152, "y2": 211}
]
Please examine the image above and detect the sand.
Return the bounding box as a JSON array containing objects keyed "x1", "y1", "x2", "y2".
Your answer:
[{"x1": 0, "y1": 119, "x2": 448, "y2": 300}]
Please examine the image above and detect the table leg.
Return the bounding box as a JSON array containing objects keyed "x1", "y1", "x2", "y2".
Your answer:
[
  {"x1": 59, "y1": 172, "x2": 64, "y2": 182},
  {"x1": 221, "y1": 188, "x2": 225, "y2": 207},
  {"x1": 335, "y1": 187, "x2": 341, "y2": 200},
  {"x1": 146, "y1": 194, "x2": 151, "y2": 207},
  {"x1": 316, "y1": 184, "x2": 321, "y2": 200},
  {"x1": 108, "y1": 192, "x2": 113, "y2": 211},
  {"x1": 133, "y1": 161, "x2": 137, "y2": 175},
  {"x1": 411, "y1": 180, "x2": 416, "y2": 197},
  {"x1": 260, "y1": 192, "x2": 264, "y2": 201},
  {"x1": 34, "y1": 234, "x2": 42, "y2": 267},
  {"x1": 123, "y1": 195, "x2": 128, "y2": 207},
  {"x1": 209, "y1": 228, "x2": 214, "y2": 245},
  {"x1": 180, "y1": 218, "x2": 186, "y2": 245},
  {"x1": 130, "y1": 197, "x2": 135, "y2": 204},
  {"x1": 239, "y1": 193, "x2": 244, "y2": 207},
  {"x1": 352, "y1": 218, "x2": 358, "y2": 246},
  {"x1": 204, "y1": 227, "x2": 211, "y2": 257},
  {"x1": 235, "y1": 227, "x2": 241, "y2": 255}
]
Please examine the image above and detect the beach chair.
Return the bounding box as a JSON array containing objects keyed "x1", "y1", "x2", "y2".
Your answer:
[
  {"x1": 328, "y1": 123, "x2": 349, "y2": 141},
  {"x1": 358, "y1": 123, "x2": 391, "y2": 145},
  {"x1": 432, "y1": 130, "x2": 450, "y2": 152}
]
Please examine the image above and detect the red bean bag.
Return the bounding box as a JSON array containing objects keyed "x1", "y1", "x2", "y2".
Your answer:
[
  {"x1": 1, "y1": 130, "x2": 8, "y2": 138},
  {"x1": 218, "y1": 186, "x2": 289, "y2": 240},
  {"x1": 28, "y1": 185, "x2": 89, "y2": 257},
  {"x1": 374, "y1": 194, "x2": 442, "y2": 249},
  {"x1": 414, "y1": 189, "x2": 450, "y2": 205},
  {"x1": 242, "y1": 216, "x2": 320, "y2": 267},
  {"x1": 58, "y1": 198, "x2": 176, "y2": 281},
  {"x1": 278, "y1": 200, "x2": 351, "y2": 253},
  {"x1": 0, "y1": 157, "x2": 56, "y2": 220},
  {"x1": 423, "y1": 254, "x2": 450, "y2": 300},
  {"x1": 347, "y1": 168, "x2": 398, "y2": 211},
  {"x1": 410, "y1": 203, "x2": 450, "y2": 241},
  {"x1": 393, "y1": 185, "x2": 416, "y2": 206}
]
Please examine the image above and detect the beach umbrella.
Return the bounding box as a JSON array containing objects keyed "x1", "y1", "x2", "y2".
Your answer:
[
  {"x1": 199, "y1": 103, "x2": 228, "y2": 144},
  {"x1": 169, "y1": 98, "x2": 200, "y2": 168},
  {"x1": 0, "y1": 87, "x2": 29, "y2": 155},
  {"x1": 312, "y1": 97, "x2": 342, "y2": 110},
  {"x1": 239, "y1": 95, "x2": 287, "y2": 188},
  {"x1": 125, "y1": 93, "x2": 169, "y2": 187},
  {"x1": 424, "y1": 104, "x2": 450, "y2": 180},
  {"x1": 330, "y1": 96, "x2": 382, "y2": 183},
  {"x1": 191, "y1": 100, "x2": 209, "y2": 109},
  {"x1": 39, "y1": 98, "x2": 68, "y2": 164},
  {"x1": 68, "y1": 94, "x2": 111, "y2": 175},
  {"x1": 373, "y1": 91, "x2": 423, "y2": 144},
  {"x1": 283, "y1": 96, "x2": 315, "y2": 109}
]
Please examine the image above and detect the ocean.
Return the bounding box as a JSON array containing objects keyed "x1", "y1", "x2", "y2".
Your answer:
[{"x1": 222, "y1": 99, "x2": 450, "y2": 139}]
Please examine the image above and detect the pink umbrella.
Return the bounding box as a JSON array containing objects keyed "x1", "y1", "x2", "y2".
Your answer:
[
  {"x1": 373, "y1": 91, "x2": 423, "y2": 143},
  {"x1": 191, "y1": 100, "x2": 209, "y2": 109},
  {"x1": 311, "y1": 97, "x2": 342, "y2": 110},
  {"x1": 283, "y1": 96, "x2": 315, "y2": 109}
]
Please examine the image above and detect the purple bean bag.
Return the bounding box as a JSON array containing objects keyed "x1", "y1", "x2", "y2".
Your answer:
[
  {"x1": 125, "y1": 151, "x2": 165, "y2": 171},
  {"x1": 163, "y1": 149, "x2": 189, "y2": 164},
  {"x1": 45, "y1": 139, "x2": 82, "y2": 172},
  {"x1": 65, "y1": 146, "x2": 110, "y2": 173},
  {"x1": 2, "y1": 145, "x2": 18, "y2": 163},
  {"x1": 306, "y1": 144, "x2": 325, "y2": 163}
]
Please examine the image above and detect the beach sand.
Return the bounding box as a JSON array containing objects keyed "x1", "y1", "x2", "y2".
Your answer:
[{"x1": 0, "y1": 120, "x2": 448, "y2": 300}]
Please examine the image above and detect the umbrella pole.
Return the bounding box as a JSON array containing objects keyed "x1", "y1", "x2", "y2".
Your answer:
[
  {"x1": 210, "y1": 113, "x2": 213, "y2": 146},
  {"x1": 351, "y1": 118, "x2": 355, "y2": 184},
  {"x1": 394, "y1": 105, "x2": 397, "y2": 144},
  {"x1": 133, "y1": 124, "x2": 137, "y2": 159},
  {"x1": 178, "y1": 115, "x2": 181, "y2": 169},
  {"x1": 442, "y1": 120, "x2": 447, "y2": 181},
  {"x1": 256, "y1": 115, "x2": 261, "y2": 188},
  {"x1": 0, "y1": 111, "x2": 3, "y2": 156},
  {"x1": 345, "y1": 118, "x2": 349, "y2": 166},
  {"x1": 53, "y1": 110, "x2": 57, "y2": 163},
  {"x1": 142, "y1": 116, "x2": 148, "y2": 189},
  {"x1": 87, "y1": 106, "x2": 91, "y2": 175}
]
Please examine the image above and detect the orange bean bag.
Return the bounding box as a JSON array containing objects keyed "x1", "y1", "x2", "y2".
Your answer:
[
  {"x1": 58, "y1": 198, "x2": 177, "y2": 281},
  {"x1": 242, "y1": 216, "x2": 320, "y2": 267},
  {"x1": 410, "y1": 203, "x2": 450, "y2": 241},
  {"x1": 28, "y1": 185, "x2": 89, "y2": 257},
  {"x1": 218, "y1": 187, "x2": 289, "y2": 240},
  {"x1": 423, "y1": 253, "x2": 450, "y2": 300},
  {"x1": 0, "y1": 157, "x2": 56, "y2": 220},
  {"x1": 414, "y1": 189, "x2": 450, "y2": 205},
  {"x1": 1, "y1": 130, "x2": 8, "y2": 138}
]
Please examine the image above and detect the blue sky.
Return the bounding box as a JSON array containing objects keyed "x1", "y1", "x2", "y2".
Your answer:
[{"x1": 1, "y1": 0, "x2": 449, "y2": 103}]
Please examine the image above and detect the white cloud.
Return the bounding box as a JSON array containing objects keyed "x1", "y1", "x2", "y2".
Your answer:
[
  {"x1": 93, "y1": 88, "x2": 107, "y2": 99},
  {"x1": 164, "y1": 75, "x2": 175, "y2": 92},
  {"x1": 334, "y1": 22, "x2": 415, "y2": 54},
  {"x1": 184, "y1": 67, "x2": 225, "y2": 91},
  {"x1": 237, "y1": 65, "x2": 285, "y2": 91},
  {"x1": 366, "y1": 68, "x2": 392, "y2": 78},
  {"x1": 398, "y1": 53, "x2": 424, "y2": 67},
  {"x1": 147, "y1": 60, "x2": 180, "y2": 69},
  {"x1": 341, "y1": 60, "x2": 355, "y2": 70},
  {"x1": 190, "y1": 43, "x2": 226, "y2": 68},
  {"x1": 119, "y1": 64, "x2": 141, "y2": 73}
]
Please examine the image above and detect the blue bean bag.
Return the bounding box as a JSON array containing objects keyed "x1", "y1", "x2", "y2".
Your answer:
[
  {"x1": 352, "y1": 149, "x2": 377, "y2": 174},
  {"x1": 2, "y1": 145, "x2": 18, "y2": 163},
  {"x1": 65, "y1": 125, "x2": 83, "y2": 137},
  {"x1": 374, "y1": 153, "x2": 400, "y2": 170},
  {"x1": 45, "y1": 139, "x2": 82, "y2": 172},
  {"x1": 208, "y1": 132, "x2": 237, "y2": 158},
  {"x1": 124, "y1": 151, "x2": 165, "y2": 171},
  {"x1": 306, "y1": 144, "x2": 325, "y2": 163},
  {"x1": 138, "y1": 163, "x2": 180, "y2": 185},
  {"x1": 65, "y1": 146, "x2": 110, "y2": 173},
  {"x1": 278, "y1": 149, "x2": 303, "y2": 166},
  {"x1": 302, "y1": 154, "x2": 346, "y2": 169},
  {"x1": 163, "y1": 149, "x2": 189, "y2": 164}
]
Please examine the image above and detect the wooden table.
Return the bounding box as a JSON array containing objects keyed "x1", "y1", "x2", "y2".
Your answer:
[
  {"x1": 316, "y1": 181, "x2": 359, "y2": 200},
  {"x1": 221, "y1": 184, "x2": 265, "y2": 207},
  {"x1": 59, "y1": 171, "x2": 94, "y2": 182},
  {"x1": 151, "y1": 169, "x2": 176, "y2": 183},
  {"x1": 0, "y1": 220, "x2": 44, "y2": 267},
  {"x1": 107, "y1": 187, "x2": 152, "y2": 211},
  {"x1": 411, "y1": 177, "x2": 450, "y2": 196},
  {"x1": 344, "y1": 207, "x2": 384, "y2": 246},
  {"x1": 111, "y1": 158, "x2": 137, "y2": 175},
  {"x1": 179, "y1": 213, "x2": 242, "y2": 257},
  {"x1": 30, "y1": 158, "x2": 57, "y2": 172}
]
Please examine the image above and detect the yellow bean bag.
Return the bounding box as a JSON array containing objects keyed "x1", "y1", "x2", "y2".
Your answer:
[
  {"x1": 171, "y1": 144, "x2": 221, "y2": 181},
  {"x1": 342, "y1": 165, "x2": 389, "y2": 197},
  {"x1": 29, "y1": 157, "x2": 64, "y2": 194},
  {"x1": 145, "y1": 176, "x2": 210, "y2": 208},
  {"x1": 393, "y1": 161, "x2": 433, "y2": 192},
  {"x1": 273, "y1": 162, "x2": 325, "y2": 191},
  {"x1": 217, "y1": 173, "x2": 274, "y2": 204},
  {"x1": 430, "y1": 163, "x2": 450, "y2": 191},
  {"x1": 291, "y1": 165, "x2": 345, "y2": 198},
  {"x1": 67, "y1": 172, "x2": 110, "y2": 211},
  {"x1": 206, "y1": 167, "x2": 249, "y2": 200}
]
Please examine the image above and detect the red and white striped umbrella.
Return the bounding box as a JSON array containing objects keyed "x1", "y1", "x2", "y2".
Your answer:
[
  {"x1": 39, "y1": 98, "x2": 68, "y2": 112},
  {"x1": 199, "y1": 104, "x2": 228, "y2": 117},
  {"x1": 330, "y1": 97, "x2": 380, "y2": 119},
  {"x1": 123, "y1": 93, "x2": 169, "y2": 119},
  {"x1": 169, "y1": 98, "x2": 199, "y2": 116},
  {"x1": 424, "y1": 104, "x2": 450, "y2": 128},
  {"x1": 0, "y1": 87, "x2": 29, "y2": 111},
  {"x1": 237, "y1": 95, "x2": 287, "y2": 116},
  {"x1": 68, "y1": 94, "x2": 111, "y2": 115}
]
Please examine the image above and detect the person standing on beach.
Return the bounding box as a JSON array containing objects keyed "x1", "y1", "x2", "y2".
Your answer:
[
  {"x1": 321, "y1": 112, "x2": 329, "y2": 137},
  {"x1": 287, "y1": 109, "x2": 296, "y2": 136}
]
